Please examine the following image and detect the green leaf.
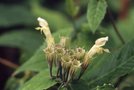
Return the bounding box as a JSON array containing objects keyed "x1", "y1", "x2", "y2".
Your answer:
[
  {"x1": 5, "y1": 77, "x2": 20, "y2": 90},
  {"x1": 87, "y1": 0, "x2": 107, "y2": 33},
  {"x1": 0, "y1": 30, "x2": 43, "y2": 63},
  {"x1": 82, "y1": 39, "x2": 134, "y2": 88},
  {"x1": 105, "y1": 8, "x2": 134, "y2": 46},
  {"x1": 70, "y1": 80, "x2": 89, "y2": 90},
  {"x1": 14, "y1": 28, "x2": 73, "y2": 74},
  {"x1": 31, "y1": 0, "x2": 72, "y2": 31},
  {"x1": 66, "y1": 0, "x2": 79, "y2": 17},
  {"x1": 0, "y1": 5, "x2": 35, "y2": 27},
  {"x1": 19, "y1": 69, "x2": 57, "y2": 90},
  {"x1": 96, "y1": 84, "x2": 115, "y2": 90},
  {"x1": 71, "y1": 32, "x2": 94, "y2": 50},
  {"x1": 14, "y1": 43, "x2": 47, "y2": 74}
]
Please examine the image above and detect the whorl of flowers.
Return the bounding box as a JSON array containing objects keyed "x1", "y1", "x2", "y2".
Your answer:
[{"x1": 36, "y1": 17, "x2": 110, "y2": 86}]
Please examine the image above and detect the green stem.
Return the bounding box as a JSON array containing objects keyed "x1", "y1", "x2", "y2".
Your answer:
[{"x1": 107, "y1": 8, "x2": 125, "y2": 44}]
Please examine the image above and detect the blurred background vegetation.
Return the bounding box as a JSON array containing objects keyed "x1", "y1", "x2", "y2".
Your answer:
[{"x1": 0, "y1": 0, "x2": 134, "y2": 90}]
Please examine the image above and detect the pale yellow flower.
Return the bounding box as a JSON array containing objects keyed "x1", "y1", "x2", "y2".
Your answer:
[
  {"x1": 60, "y1": 37, "x2": 70, "y2": 48},
  {"x1": 83, "y1": 36, "x2": 109, "y2": 67},
  {"x1": 43, "y1": 46, "x2": 55, "y2": 64},
  {"x1": 67, "y1": 59, "x2": 81, "y2": 82},
  {"x1": 74, "y1": 47, "x2": 85, "y2": 60},
  {"x1": 37, "y1": 17, "x2": 55, "y2": 46},
  {"x1": 37, "y1": 17, "x2": 48, "y2": 27},
  {"x1": 61, "y1": 55, "x2": 72, "y2": 69}
]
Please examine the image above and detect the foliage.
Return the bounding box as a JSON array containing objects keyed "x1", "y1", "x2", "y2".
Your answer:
[
  {"x1": 87, "y1": 0, "x2": 107, "y2": 33},
  {"x1": 0, "y1": 0, "x2": 134, "y2": 90}
]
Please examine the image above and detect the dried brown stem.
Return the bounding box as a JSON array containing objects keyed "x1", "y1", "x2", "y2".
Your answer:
[{"x1": 0, "y1": 57, "x2": 19, "y2": 69}]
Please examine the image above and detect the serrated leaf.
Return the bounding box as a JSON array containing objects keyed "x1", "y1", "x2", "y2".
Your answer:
[
  {"x1": 87, "y1": 0, "x2": 107, "y2": 33},
  {"x1": 19, "y1": 69, "x2": 57, "y2": 90},
  {"x1": 96, "y1": 84, "x2": 115, "y2": 90},
  {"x1": 0, "y1": 30, "x2": 43, "y2": 63},
  {"x1": 14, "y1": 28, "x2": 73, "y2": 74},
  {"x1": 82, "y1": 39, "x2": 134, "y2": 88}
]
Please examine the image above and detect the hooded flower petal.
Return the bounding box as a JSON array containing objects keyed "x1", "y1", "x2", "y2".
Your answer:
[
  {"x1": 37, "y1": 17, "x2": 48, "y2": 27},
  {"x1": 37, "y1": 17, "x2": 55, "y2": 46},
  {"x1": 95, "y1": 36, "x2": 108, "y2": 47},
  {"x1": 83, "y1": 36, "x2": 109, "y2": 67}
]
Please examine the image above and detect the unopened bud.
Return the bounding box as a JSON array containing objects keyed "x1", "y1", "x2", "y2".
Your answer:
[
  {"x1": 74, "y1": 47, "x2": 85, "y2": 60},
  {"x1": 60, "y1": 37, "x2": 70, "y2": 48}
]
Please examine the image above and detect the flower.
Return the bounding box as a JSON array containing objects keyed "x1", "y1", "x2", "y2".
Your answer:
[
  {"x1": 37, "y1": 17, "x2": 48, "y2": 27},
  {"x1": 60, "y1": 37, "x2": 70, "y2": 48},
  {"x1": 36, "y1": 17, "x2": 110, "y2": 84},
  {"x1": 71, "y1": 59, "x2": 81, "y2": 72},
  {"x1": 74, "y1": 47, "x2": 85, "y2": 60},
  {"x1": 54, "y1": 44, "x2": 66, "y2": 67},
  {"x1": 37, "y1": 17, "x2": 55, "y2": 47},
  {"x1": 67, "y1": 59, "x2": 81, "y2": 82},
  {"x1": 43, "y1": 46, "x2": 55, "y2": 65},
  {"x1": 83, "y1": 36, "x2": 109, "y2": 68},
  {"x1": 95, "y1": 36, "x2": 108, "y2": 47},
  {"x1": 61, "y1": 55, "x2": 72, "y2": 69}
]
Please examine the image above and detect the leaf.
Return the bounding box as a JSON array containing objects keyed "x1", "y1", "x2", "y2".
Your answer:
[
  {"x1": 82, "y1": 39, "x2": 134, "y2": 88},
  {"x1": 70, "y1": 80, "x2": 89, "y2": 90},
  {"x1": 105, "y1": 8, "x2": 134, "y2": 46},
  {"x1": 14, "y1": 43, "x2": 47, "y2": 74},
  {"x1": 14, "y1": 28, "x2": 73, "y2": 74},
  {"x1": 117, "y1": 73, "x2": 134, "y2": 90},
  {"x1": 87, "y1": 0, "x2": 107, "y2": 33},
  {"x1": 5, "y1": 77, "x2": 20, "y2": 90},
  {"x1": 0, "y1": 30, "x2": 43, "y2": 63},
  {"x1": 19, "y1": 69, "x2": 57, "y2": 90},
  {"x1": 95, "y1": 84, "x2": 115, "y2": 90},
  {"x1": 66, "y1": 0, "x2": 79, "y2": 17},
  {"x1": 31, "y1": 0, "x2": 72, "y2": 31},
  {"x1": 71, "y1": 32, "x2": 94, "y2": 50},
  {"x1": 0, "y1": 5, "x2": 35, "y2": 27}
]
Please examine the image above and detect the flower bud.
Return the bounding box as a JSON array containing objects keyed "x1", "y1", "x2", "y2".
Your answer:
[
  {"x1": 69, "y1": 59, "x2": 81, "y2": 75},
  {"x1": 60, "y1": 37, "x2": 70, "y2": 48},
  {"x1": 43, "y1": 46, "x2": 55, "y2": 64},
  {"x1": 61, "y1": 55, "x2": 72, "y2": 69},
  {"x1": 74, "y1": 47, "x2": 85, "y2": 60},
  {"x1": 54, "y1": 44, "x2": 66, "y2": 66},
  {"x1": 55, "y1": 44, "x2": 65, "y2": 58}
]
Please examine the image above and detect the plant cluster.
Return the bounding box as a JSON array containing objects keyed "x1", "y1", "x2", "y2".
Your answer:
[{"x1": 36, "y1": 17, "x2": 110, "y2": 86}]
